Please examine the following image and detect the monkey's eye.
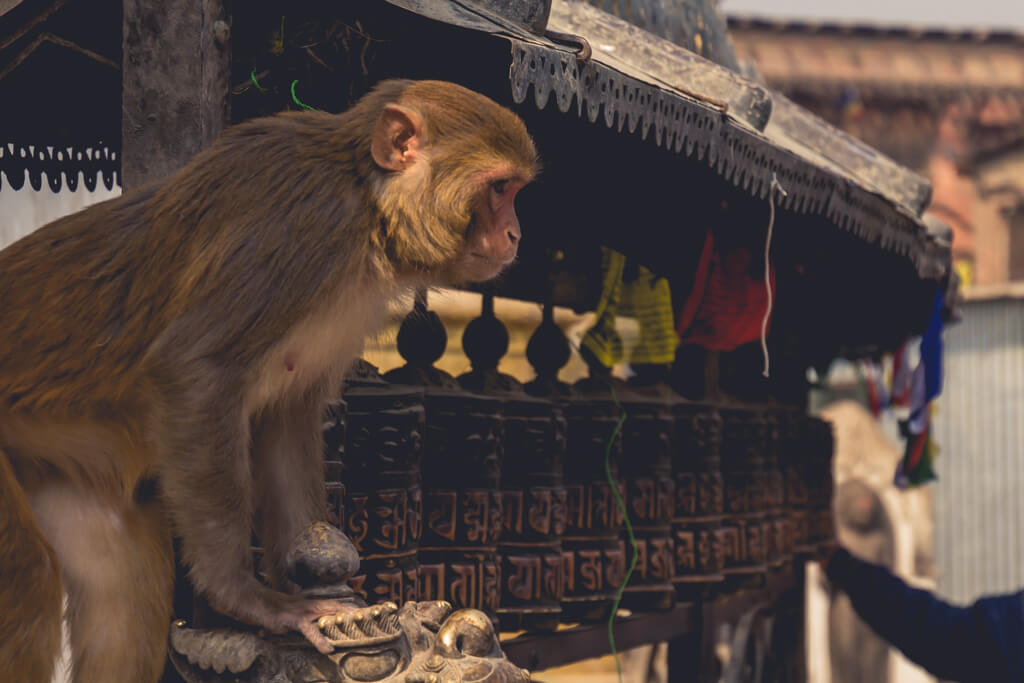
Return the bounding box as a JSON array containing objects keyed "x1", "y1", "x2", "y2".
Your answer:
[{"x1": 491, "y1": 179, "x2": 509, "y2": 195}]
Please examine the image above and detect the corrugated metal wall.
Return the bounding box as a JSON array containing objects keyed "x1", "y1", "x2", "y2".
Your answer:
[{"x1": 932, "y1": 296, "x2": 1024, "y2": 604}]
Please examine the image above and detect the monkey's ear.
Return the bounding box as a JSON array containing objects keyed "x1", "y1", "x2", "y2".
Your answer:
[{"x1": 371, "y1": 104, "x2": 425, "y2": 171}]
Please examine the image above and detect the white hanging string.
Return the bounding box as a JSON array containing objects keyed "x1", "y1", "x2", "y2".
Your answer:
[{"x1": 761, "y1": 173, "x2": 787, "y2": 378}]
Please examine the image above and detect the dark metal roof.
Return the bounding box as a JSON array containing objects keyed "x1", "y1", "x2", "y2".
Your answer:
[{"x1": 385, "y1": 0, "x2": 946, "y2": 280}]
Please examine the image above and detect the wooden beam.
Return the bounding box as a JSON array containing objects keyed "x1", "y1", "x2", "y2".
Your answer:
[{"x1": 121, "y1": 0, "x2": 230, "y2": 188}]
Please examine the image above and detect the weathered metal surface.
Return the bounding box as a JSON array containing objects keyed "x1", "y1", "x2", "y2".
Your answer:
[
  {"x1": 585, "y1": 0, "x2": 741, "y2": 69},
  {"x1": 764, "y1": 94, "x2": 932, "y2": 217},
  {"x1": 545, "y1": 0, "x2": 771, "y2": 131},
  {"x1": 474, "y1": 0, "x2": 552, "y2": 33}
]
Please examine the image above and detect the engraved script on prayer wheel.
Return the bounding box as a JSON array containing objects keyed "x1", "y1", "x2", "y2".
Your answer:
[
  {"x1": 458, "y1": 294, "x2": 567, "y2": 631},
  {"x1": 495, "y1": 395, "x2": 567, "y2": 630},
  {"x1": 671, "y1": 401, "x2": 726, "y2": 599},
  {"x1": 417, "y1": 391, "x2": 504, "y2": 622},
  {"x1": 618, "y1": 391, "x2": 676, "y2": 611},
  {"x1": 719, "y1": 406, "x2": 768, "y2": 586},
  {"x1": 562, "y1": 376, "x2": 626, "y2": 623},
  {"x1": 341, "y1": 361, "x2": 425, "y2": 606}
]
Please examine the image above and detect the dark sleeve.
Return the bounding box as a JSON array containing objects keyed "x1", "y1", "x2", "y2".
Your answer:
[{"x1": 825, "y1": 548, "x2": 1024, "y2": 682}]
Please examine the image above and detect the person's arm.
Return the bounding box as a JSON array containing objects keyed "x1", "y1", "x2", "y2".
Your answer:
[{"x1": 824, "y1": 547, "x2": 1024, "y2": 682}]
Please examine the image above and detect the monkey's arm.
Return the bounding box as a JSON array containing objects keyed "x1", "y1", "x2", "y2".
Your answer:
[
  {"x1": 825, "y1": 547, "x2": 1024, "y2": 681},
  {"x1": 252, "y1": 383, "x2": 358, "y2": 589},
  {"x1": 154, "y1": 363, "x2": 343, "y2": 653}
]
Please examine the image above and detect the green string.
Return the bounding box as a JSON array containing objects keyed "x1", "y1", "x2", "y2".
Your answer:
[
  {"x1": 249, "y1": 69, "x2": 268, "y2": 93},
  {"x1": 290, "y1": 80, "x2": 315, "y2": 110},
  {"x1": 605, "y1": 382, "x2": 636, "y2": 683}
]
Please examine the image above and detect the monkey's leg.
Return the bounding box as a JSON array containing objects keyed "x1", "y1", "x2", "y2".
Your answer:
[
  {"x1": 252, "y1": 385, "x2": 358, "y2": 590},
  {"x1": 31, "y1": 484, "x2": 174, "y2": 683},
  {"x1": 157, "y1": 377, "x2": 347, "y2": 653},
  {"x1": 0, "y1": 452, "x2": 64, "y2": 683}
]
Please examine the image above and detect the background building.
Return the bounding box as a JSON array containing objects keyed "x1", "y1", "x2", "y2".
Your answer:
[{"x1": 729, "y1": 18, "x2": 1024, "y2": 287}]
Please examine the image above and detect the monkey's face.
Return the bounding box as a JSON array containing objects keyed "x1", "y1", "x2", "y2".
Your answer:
[
  {"x1": 368, "y1": 86, "x2": 537, "y2": 284},
  {"x1": 453, "y1": 176, "x2": 526, "y2": 282}
]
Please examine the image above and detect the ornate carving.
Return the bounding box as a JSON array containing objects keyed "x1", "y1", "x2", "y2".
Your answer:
[
  {"x1": 171, "y1": 517, "x2": 527, "y2": 682},
  {"x1": 169, "y1": 600, "x2": 530, "y2": 682}
]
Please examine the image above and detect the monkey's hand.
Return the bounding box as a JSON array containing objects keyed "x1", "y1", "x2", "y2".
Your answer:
[
  {"x1": 206, "y1": 579, "x2": 358, "y2": 654},
  {"x1": 262, "y1": 593, "x2": 360, "y2": 654}
]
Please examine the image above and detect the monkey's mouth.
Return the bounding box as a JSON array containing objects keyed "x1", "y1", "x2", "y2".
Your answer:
[{"x1": 469, "y1": 251, "x2": 516, "y2": 266}]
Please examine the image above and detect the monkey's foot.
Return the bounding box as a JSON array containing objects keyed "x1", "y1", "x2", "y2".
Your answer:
[{"x1": 273, "y1": 597, "x2": 362, "y2": 654}]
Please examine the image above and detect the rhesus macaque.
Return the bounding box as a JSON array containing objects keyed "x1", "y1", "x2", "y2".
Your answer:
[{"x1": 0, "y1": 79, "x2": 537, "y2": 682}]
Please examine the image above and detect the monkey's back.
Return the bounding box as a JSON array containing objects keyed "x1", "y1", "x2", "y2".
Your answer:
[{"x1": 0, "y1": 185, "x2": 168, "y2": 411}]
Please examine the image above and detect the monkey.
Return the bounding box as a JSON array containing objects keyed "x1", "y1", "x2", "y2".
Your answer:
[{"x1": 0, "y1": 78, "x2": 538, "y2": 682}]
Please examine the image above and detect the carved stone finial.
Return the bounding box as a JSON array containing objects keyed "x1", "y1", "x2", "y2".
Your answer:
[{"x1": 285, "y1": 521, "x2": 360, "y2": 599}]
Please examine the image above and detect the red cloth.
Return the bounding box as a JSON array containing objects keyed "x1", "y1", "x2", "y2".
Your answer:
[{"x1": 677, "y1": 229, "x2": 775, "y2": 351}]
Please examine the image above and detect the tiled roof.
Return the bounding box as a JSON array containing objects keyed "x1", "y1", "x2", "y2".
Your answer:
[{"x1": 727, "y1": 16, "x2": 1024, "y2": 100}]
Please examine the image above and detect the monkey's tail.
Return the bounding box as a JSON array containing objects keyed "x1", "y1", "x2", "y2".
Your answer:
[{"x1": 0, "y1": 449, "x2": 65, "y2": 682}]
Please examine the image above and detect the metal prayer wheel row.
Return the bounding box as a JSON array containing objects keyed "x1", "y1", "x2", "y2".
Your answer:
[{"x1": 321, "y1": 297, "x2": 835, "y2": 628}]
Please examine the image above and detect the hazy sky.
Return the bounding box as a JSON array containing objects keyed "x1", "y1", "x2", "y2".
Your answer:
[{"x1": 719, "y1": 0, "x2": 1024, "y2": 31}]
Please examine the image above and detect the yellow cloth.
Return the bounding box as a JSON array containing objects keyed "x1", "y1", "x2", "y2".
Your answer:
[{"x1": 581, "y1": 247, "x2": 677, "y2": 368}]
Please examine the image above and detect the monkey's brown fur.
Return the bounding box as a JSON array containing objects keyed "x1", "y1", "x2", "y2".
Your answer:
[{"x1": 0, "y1": 79, "x2": 537, "y2": 682}]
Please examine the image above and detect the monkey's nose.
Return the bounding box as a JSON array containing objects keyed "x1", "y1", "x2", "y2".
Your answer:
[{"x1": 506, "y1": 230, "x2": 519, "y2": 246}]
